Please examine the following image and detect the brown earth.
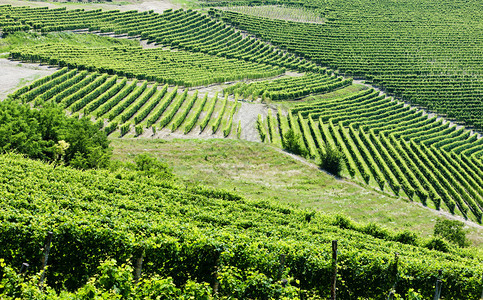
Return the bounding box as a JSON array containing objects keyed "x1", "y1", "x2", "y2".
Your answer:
[{"x1": 0, "y1": 59, "x2": 56, "y2": 100}]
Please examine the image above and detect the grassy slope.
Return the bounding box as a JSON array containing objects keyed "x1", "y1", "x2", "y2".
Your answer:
[
  {"x1": 0, "y1": 31, "x2": 138, "y2": 54},
  {"x1": 111, "y1": 138, "x2": 483, "y2": 247}
]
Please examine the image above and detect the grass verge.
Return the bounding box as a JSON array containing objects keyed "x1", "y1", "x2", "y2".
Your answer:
[{"x1": 110, "y1": 137, "x2": 483, "y2": 247}]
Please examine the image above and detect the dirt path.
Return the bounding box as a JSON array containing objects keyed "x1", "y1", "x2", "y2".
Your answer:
[
  {"x1": 235, "y1": 101, "x2": 267, "y2": 142},
  {"x1": 0, "y1": 59, "x2": 56, "y2": 100}
]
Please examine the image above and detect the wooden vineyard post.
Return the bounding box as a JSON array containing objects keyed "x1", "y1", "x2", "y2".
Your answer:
[
  {"x1": 134, "y1": 248, "x2": 144, "y2": 284},
  {"x1": 20, "y1": 262, "x2": 29, "y2": 274},
  {"x1": 278, "y1": 254, "x2": 286, "y2": 281},
  {"x1": 331, "y1": 240, "x2": 338, "y2": 300},
  {"x1": 213, "y1": 252, "x2": 221, "y2": 294},
  {"x1": 433, "y1": 269, "x2": 443, "y2": 300},
  {"x1": 39, "y1": 231, "x2": 53, "y2": 290}
]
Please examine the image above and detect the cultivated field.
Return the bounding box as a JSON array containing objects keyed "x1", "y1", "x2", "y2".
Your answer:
[{"x1": 0, "y1": 0, "x2": 482, "y2": 298}]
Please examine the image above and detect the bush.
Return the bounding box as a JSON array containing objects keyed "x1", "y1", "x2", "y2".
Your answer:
[
  {"x1": 134, "y1": 153, "x2": 174, "y2": 180},
  {"x1": 0, "y1": 100, "x2": 111, "y2": 169},
  {"x1": 393, "y1": 230, "x2": 419, "y2": 246},
  {"x1": 433, "y1": 218, "x2": 470, "y2": 247},
  {"x1": 318, "y1": 145, "x2": 343, "y2": 176},
  {"x1": 282, "y1": 129, "x2": 308, "y2": 157},
  {"x1": 333, "y1": 214, "x2": 355, "y2": 230},
  {"x1": 362, "y1": 222, "x2": 390, "y2": 240},
  {"x1": 424, "y1": 236, "x2": 452, "y2": 253}
]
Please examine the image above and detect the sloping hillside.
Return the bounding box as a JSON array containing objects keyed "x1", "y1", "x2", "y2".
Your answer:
[{"x1": 0, "y1": 153, "x2": 482, "y2": 299}]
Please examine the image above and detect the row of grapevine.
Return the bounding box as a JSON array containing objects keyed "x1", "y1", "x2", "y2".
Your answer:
[
  {"x1": 224, "y1": 72, "x2": 352, "y2": 101},
  {"x1": 222, "y1": 98, "x2": 240, "y2": 137},
  {"x1": 119, "y1": 83, "x2": 159, "y2": 124},
  {"x1": 0, "y1": 5, "x2": 329, "y2": 79},
  {"x1": 267, "y1": 88, "x2": 483, "y2": 221},
  {"x1": 171, "y1": 90, "x2": 199, "y2": 132},
  {"x1": 212, "y1": 94, "x2": 229, "y2": 134},
  {"x1": 11, "y1": 44, "x2": 285, "y2": 88},
  {"x1": 10, "y1": 69, "x2": 244, "y2": 139},
  {"x1": 184, "y1": 93, "x2": 209, "y2": 134},
  {"x1": 215, "y1": 5, "x2": 483, "y2": 130},
  {"x1": 8, "y1": 67, "x2": 69, "y2": 99},
  {"x1": 0, "y1": 153, "x2": 481, "y2": 298}
]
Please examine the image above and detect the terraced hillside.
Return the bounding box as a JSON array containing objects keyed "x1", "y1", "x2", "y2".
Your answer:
[
  {"x1": 8, "y1": 67, "x2": 244, "y2": 138},
  {"x1": 213, "y1": 0, "x2": 483, "y2": 130},
  {"x1": 256, "y1": 88, "x2": 483, "y2": 222},
  {"x1": 1, "y1": 1, "x2": 483, "y2": 298},
  {"x1": 0, "y1": 5, "x2": 323, "y2": 73}
]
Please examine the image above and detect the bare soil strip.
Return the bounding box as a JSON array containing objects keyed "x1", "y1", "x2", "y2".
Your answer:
[{"x1": 0, "y1": 59, "x2": 56, "y2": 100}]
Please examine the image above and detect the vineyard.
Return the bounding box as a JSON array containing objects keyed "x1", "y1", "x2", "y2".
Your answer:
[
  {"x1": 8, "y1": 67, "x2": 243, "y2": 138},
  {"x1": 1, "y1": 0, "x2": 483, "y2": 298},
  {"x1": 214, "y1": 0, "x2": 483, "y2": 130},
  {"x1": 10, "y1": 44, "x2": 284, "y2": 87},
  {"x1": 0, "y1": 5, "x2": 323, "y2": 73},
  {"x1": 224, "y1": 72, "x2": 352, "y2": 101},
  {"x1": 256, "y1": 88, "x2": 483, "y2": 222},
  {"x1": 0, "y1": 153, "x2": 482, "y2": 298}
]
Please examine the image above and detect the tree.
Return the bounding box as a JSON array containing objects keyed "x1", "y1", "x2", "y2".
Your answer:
[
  {"x1": 0, "y1": 100, "x2": 111, "y2": 169},
  {"x1": 433, "y1": 218, "x2": 470, "y2": 247}
]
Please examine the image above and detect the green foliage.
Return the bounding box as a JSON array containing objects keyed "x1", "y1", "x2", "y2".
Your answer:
[
  {"x1": 217, "y1": 266, "x2": 300, "y2": 299},
  {"x1": 0, "y1": 6, "x2": 320, "y2": 74},
  {"x1": 0, "y1": 257, "x2": 210, "y2": 299},
  {"x1": 277, "y1": 87, "x2": 483, "y2": 219},
  {"x1": 0, "y1": 153, "x2": 481, "y2": 299},
  {"x1": 134, "y1": 153, "x2": 174, "y2": 181},
  {"x1": 0, "y1": 100, "x2": 111, "y2": 169},
  {"x1": 282, "y1": 129, "x2": 308, "y2": 157},
  {"x1": 434, "y1": 218, "x2": 470, "y2": 248},
  {"x1": 224, "y1": 73, "x2": 352, "y2": 102},
  {"x1": 217, "y1": 2, "x2": 483, "y2": 129},
  {"x1": 11, "y1": 44, "x2": 283, "y2": 87},
  {"x1": 135, "y1": 276, "x2": 180, "y2": 299},
  {"x1": 212, "y1": 94, "x2": 229, "y2": 134},
  {"x1": 236, "y1": 120, "x2": 242, "y2": 139},
  {"x1": 393, "y1": 230, "x2": 419, "y2": 246},
  {"x1": 318, "y1": 144, "x2": 343, "y2": 176},
  {"x1": 0, "y1": 31, "x2": 137, "y2": 53},
  {"x1": 135, "y1": 125, "x2": 143, "y2": 137},
  {"x1": 333, "y1": 214, "x2": 356, "y2": 230},
  {"x1": 424, "y1": 236, "x2": 453, "y2": 253}
]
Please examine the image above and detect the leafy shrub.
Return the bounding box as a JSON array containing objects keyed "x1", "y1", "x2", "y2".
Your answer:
[
  {"x1": 393, "y1": 230, "x2": 418, "y2": 246},
  {"x1": 135, "y1": 125, "x2": 143, "y2": 136},
  {"x1": 94, "y1": 258, "x2": 134, "y2": 298},
  {"x1": 318, "y1": 145, "x2": 343, "y2": 176},
  {"x1": 362, "y1": 222, "x2": 390, "y2": 240},
  {"x1": 433, "y1": 218, "x2": 470, "y2": 247},
  {"x1": 217, "y1": 266, "x2": 300, "y2": 300},
  {"x1": 0, "y1": 100, "x2": 111, "y2": 169},
  {"x1": 282, "y1": 129, "x2": 308, "y2": 157},
  {"x1": 424, "y1": 236, "x2": 452, "y2": 253},
  {"x1": 134, "y1": 153, "x2": 174, "y2": 180},
  {"x1": 333, "y1": 214, "x2": 356, "y2": 230}
]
